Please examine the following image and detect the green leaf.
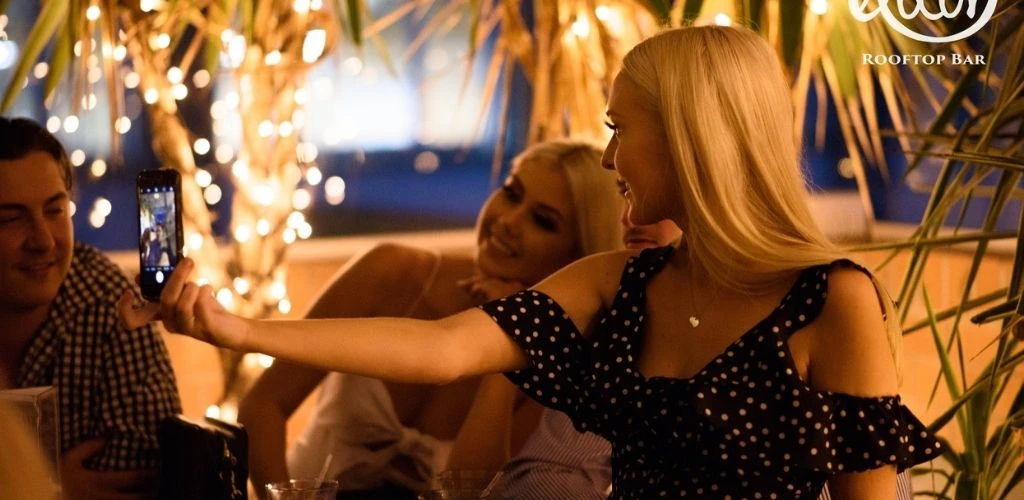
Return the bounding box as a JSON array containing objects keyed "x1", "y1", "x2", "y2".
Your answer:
[
  {"x1": 42, "y1": 18, "x2": 72, "y2": 103},
  {"x1": 1, "y1": 0, "x2": 69, "y2": 111}
]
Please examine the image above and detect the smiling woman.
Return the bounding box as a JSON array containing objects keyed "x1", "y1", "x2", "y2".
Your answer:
[{"x1": 234, "y1": 139, "x2": 622, "y2": 498}]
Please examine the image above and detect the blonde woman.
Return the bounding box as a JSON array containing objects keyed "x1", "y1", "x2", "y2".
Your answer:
[
  {"x1": 126, "y1": 27, "x2": 942, "y2": 498},
  {"x1": 236, "y1": 139, "x2": 622, "y2": 498}
]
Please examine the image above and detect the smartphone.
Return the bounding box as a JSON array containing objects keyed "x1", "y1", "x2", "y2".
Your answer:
[{"x1": 136, "y1": 169, "x2": 184, "y2": 301}]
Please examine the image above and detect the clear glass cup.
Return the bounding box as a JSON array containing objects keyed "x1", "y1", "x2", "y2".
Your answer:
[{"x1": 265, "y1": 479, "x2": 339, "y2": 500}]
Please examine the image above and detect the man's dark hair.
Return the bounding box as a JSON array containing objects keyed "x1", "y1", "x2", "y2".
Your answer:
[{"x1": 0, "y1": 116, "x2": 73, "y2": 190}]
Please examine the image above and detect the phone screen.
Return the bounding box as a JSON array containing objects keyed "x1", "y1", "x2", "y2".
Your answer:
[{"x1": 137, "y1": 171, "x2": 183, "y2": 300}]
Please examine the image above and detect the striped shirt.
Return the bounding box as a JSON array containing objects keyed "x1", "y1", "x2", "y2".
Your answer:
[
  {"x1": 496, "y1": 409, "x2": 915, "y2": 499},
  {"x1": 16, "y1": 242, "x2": 181, "y2": 470}
]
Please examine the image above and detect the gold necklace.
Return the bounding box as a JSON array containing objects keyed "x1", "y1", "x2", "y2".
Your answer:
[{"x1": 686, "y1": 261, "x2": 715, "y2": 328}]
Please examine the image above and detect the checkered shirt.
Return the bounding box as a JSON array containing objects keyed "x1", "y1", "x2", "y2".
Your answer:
[{"x1": 16, "y1": 241, "x2": 181, "y2": 471}]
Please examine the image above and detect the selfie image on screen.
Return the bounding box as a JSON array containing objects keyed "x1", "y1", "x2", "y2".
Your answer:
[{"x1": 139, "y1": 187, "x2": 179, "y2": 272}]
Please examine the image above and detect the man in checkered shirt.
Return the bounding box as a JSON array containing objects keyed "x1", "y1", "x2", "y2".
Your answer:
[{"x1": 0, "y1": 117, "x2": 181, "y2": 499}]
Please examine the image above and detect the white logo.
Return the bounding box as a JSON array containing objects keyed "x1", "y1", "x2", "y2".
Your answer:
[{"x1": 849, "y1": 0, "x2": 998, "y2": 43}]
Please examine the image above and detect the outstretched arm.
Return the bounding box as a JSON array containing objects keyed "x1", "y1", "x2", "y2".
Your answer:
[{"x1": 122, "y1": 251, "x2": 628, "y2": 385}]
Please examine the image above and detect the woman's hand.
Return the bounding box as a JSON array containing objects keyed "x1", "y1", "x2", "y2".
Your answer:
[
  {"x1": 457, "y1": 275, "x2": 527, "y2": 303},
  {"x1": 118, "y1": 258, "x2": 253, "y2": 350}
]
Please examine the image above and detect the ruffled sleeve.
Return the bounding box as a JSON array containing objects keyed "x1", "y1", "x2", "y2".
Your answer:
[{"x1": 479, "y1": 290, "x2": 591, "y2": 422}]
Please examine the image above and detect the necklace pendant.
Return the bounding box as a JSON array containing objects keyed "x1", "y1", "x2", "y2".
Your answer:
[{"x1": 688, "y1": 316, "x2": 700, "y2": 328}]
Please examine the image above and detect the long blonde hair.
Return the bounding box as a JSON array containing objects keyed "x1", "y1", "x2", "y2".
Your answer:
[
  {"x1": 620, "y1": 26, "x2": 902, "y2": 377},
  {"x1": 512, "y1": 139, "x2": 624, "y2": 257}
]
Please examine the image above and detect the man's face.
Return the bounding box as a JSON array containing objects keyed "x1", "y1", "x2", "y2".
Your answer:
[{"x1": 0, "y1": 152, "x2": 74, "y2": 312}]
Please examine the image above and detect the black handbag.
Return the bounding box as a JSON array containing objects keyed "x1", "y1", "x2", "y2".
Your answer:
[{"x1": 158, "y1": 415, "x2": 249, "y2": 500}]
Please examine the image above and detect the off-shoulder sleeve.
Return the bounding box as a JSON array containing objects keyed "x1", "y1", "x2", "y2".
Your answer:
[{"x1": 479, "y1": 290, "x2": 591, "y2": 422}]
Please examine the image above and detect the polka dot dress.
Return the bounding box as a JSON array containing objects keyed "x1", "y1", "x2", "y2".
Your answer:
[{"x1": 480, "y1": 246, "x2": 942, "y2": 499}]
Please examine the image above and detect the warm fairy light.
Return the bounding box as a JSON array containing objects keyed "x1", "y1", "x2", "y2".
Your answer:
[
  {"x1": 256, "y1": 218, "x2": 270, "y2": 236},
  {"x1": 233, "y1": 277, "x2": 251, "y2": 295},
  {"x1": 265, "y1": 50, "x2": 282, "y2": 66},
  {"x1": 215, "y1": 144, "x2": 234, "y2": 164},
  {"x1": 188, "y1": 232, "x2": 204, "y2": 250},
  {"x1": 595, "y1": 5, "x2": 611, "y2": 20},
  {"x1": 270, "y1": 282, "x2": 287, "y2": 301},
  {"x1": 571, "y1": 16, "x2": 590, "y2": 38},
  {"x1": 297, "y1": 222, "x2": 313, "y2": 240},
  {"x1": 124, "y1": 71, "x2": 140, "y2": 89},
  {"x1": 224, "y1": 91, "x2": 240, "y2": 109},
  {"x1": 714, "y1": 13, "x2": 732, "y2": 26},
  {"x1": 94, "y1": 197, "x2": 112, "y2": 217},
  {"x1": 234, "y1": 225, "x2": 252, "y2": 243},
  {"x1": 809, "y1": 0, "x2": 829, "y2": 15},
  {"x1": 70, "y1": 150, "x2": 86, "y2": 167},
  {"x1": 74, "y1": 41, "x2": 83, "y2": 57},
  {"x1": 209, "y1": 100, "x2": 226, "y2": 120},
  {"x1": 216, "y1": 288, "x2": 235, "y2": 308},
  {"x1": 231, "y1": 159, "x2": 250, "y2": 181},
  {"x1": 193, "y1": 138, "x2": 211, "y2": 155},
  {"x1": 113, "y1": 45, "x2": 127, "y2": 61},
  {"x1": 258, "y1": 120, "x2": 274, "y2": 137},
  {"x1": 88, "y1": 211, "x2": 106, "y2": 228},
  {"x1": 81, "y1": 93, "x2": 98, "y2": 110},
  {"x1": 193, "y1": 69, "x2": 211, "y2": 88},
  {"x1": 277, "y1": 299, "x2": 292, "y2": 314},
  {"x1": 144, "y1": 88, "x2": 159, "y2": 104},
  {"x1": 172, "y1": 83, "x2": 188, "y2": 100},
  {"x1": 282, "y1": 228, "x2": 297, "y2": 244},
  {"x1": 324, "y1": 176, "x2": 345, "y2": 205},
  {"x1": 305, "y1": 166, "x2": 322, "y2": 185},
  {"x1": 204, "y1": 184, "x2": 223, "y2": 205},
  {"x1": 90, "y1": 159, "x2": 108, "y2": 177},
  {"x1": 205, "y1": 404, "x2": 221, "y2": 419},
  {"x1": 414, "y1": 151, "x2": 440, "y2": 174},
  {"x1": 227, "y1": 36, "x2": 246, "y2": 68},
  {"x1": 33, "y1": 62, "x2": 48, "y2": 79},
  {"x1": 291, "y1": 109, "x2": 306, "y2": 130},
  {"x1": 87, "y1": 66, "x2": 102, "y2": 84},
  {"x1": 195, "y1": 169, "x2": 212, "y2": 187},
  {"x1": 293, "y1": 0, "x2": 310, "y2": 13},
  {"x1": 258, "y1": 354, "x2": 275, "y2": 368},
  {"x1": 101, "y1": 43, "x2": 113, "y2": 59},
  {"x1": 253, "y1": 184, "x2": 276, "y2": 206},
  {"x1": 294, "y1": 87, "x2": 309, "y2": 105},
  {"x1": 286, "y1": 211, "x2": 305, "y2": 229},
  {"x1": 278, "y1": 121, "x2": 294, "y2": 137},
  {"x1": 302, "y1": 29, "x2": 327, "y2": 63},
  {"x1": 46, "y1": 116, "x2": 60, "y2": 133},
  {"x1": 310, "y1": 0, "x2": 323, "y2": 10},
  {"x1": 220, "y1": 29, "x2": 235, "y2": 45},
  {"x1": 63, "y1": 116, "x2": 80, "y2": 133},
  {"x1": 115, "y1": 116, "x2": 132, "y2": 134},
  {"x1": 86, "y1": 6, "x2": 101, "y2": 21},
  {"x1": 292, "y1": 189, "x2": 311, "y2": 210},
  {"x1": 140, "y1": 0, "x2": 160, "y2": 12},
  {"x1": 69, "y1": 201, "x2": 76, "y2": 217},
  {"x1": 167, "y1": 66, "x2": 183, "y2": 83}
]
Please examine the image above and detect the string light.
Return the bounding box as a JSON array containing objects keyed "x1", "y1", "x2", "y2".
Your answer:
[
  {"x1": 215, "y1": 144, "x2": 234, "y2": 164},
  {"x1": 193, "y1": 138, "x2": 211, "y2": 155},
  {"x1": 144, "y1": 88, "x2": 159, "y2": 104},
  {"x1": 297, "y1": 222, "x2": 313, "y2": 239},
  {"x1": 227, "y1": 36, "x2": 246, "y2": 67},
  {"x1": 414, "y1": 151, "x2": 440, "y2": 174},
  {"x1": 94, "y1": 197, "x2": 112, "y2": 217},
  {"x1": 310, "y1": 0, "x2": 323, "y2": 10},
  {"x1": 258, "y1": 120, "x2": 274, "y2": 137},
  {"x1": 809, "y1": 0, "x2": 829, "y2": 15},
  {"x1": 286, "y1": 211, "x2": 305, "y2": 229},
  {"x1": 63, "y1": 116, "x2": 80, "y2": 133},
  {"x1": 166, "y1": 66, "x2": 183, "y2": 83},
  {"x1": 233, "y1": 225, "x2": 252, "y2": 243},
  {"x1": 278, "y1": 121, "x2": 294, "y2": 137},
  {"x1": 325, "y1": 176, "x2": 345, "y2": 205},
  {"x1": 293, "y1": 0, "x2": 310, "y2": 13},
  {"x1": 277, "y1": 299, "x2": 292, "y2": 314},
  {"x1": 264, "y1": 50, "x2": 282, "y2": 66},
  {"x1": 256, "y1": 218, "x2": 271, "y2": 236},
  {"x1": 88, "y1": 211, "x2": 106, "y2": 228},
  {"x1": 302, "y1": 29, "x2": 327, "y2": 63},
  {"x1": 270, "y1": 282, "x2": 287, "y2": 301},
  {"x1": 305, "y1": 166, "x2": 322, "y2": 185},
  {"x1": 204, "y1": 184, "x2": 223, "y2": 205},
  {"x1": 216, "y1": 288, "x2": 235, "y2": 309},
  {"x1": 172, "y1": 83, "x2": 188, "y2": 100},
  {"x1": 188, "y1": 232, "x2": 204, "y2": 250},
  {"x1": 193, "y1": 69, "x2": 211, "y2": 88},
  {"x1": 115, "y1": 116, "x2": 132, "y2": 134},
  {"x1": 46, "y1": 116, "x2": 61, "y2": 133},
  {"x1": 70, "y1": 149, "x2": 86, "y2": 167},
  {"x1": 714, "y1": 13, "x2": 732, "y2": 26},
  {"x1": 282, "y1": 228, "x2": 297, "y2": 244},
  {"x1": 342, "y1": 57, "x2": 363, "y2": 75},
  {"x1": 140, "y1": 0, "x2": 160, "y2": 13},
  {"x1": 595, "y1": 5, "x2": 611, "y2": 20},
  {"x1": 90, "y1": 159, "x2": 108, "y2": 177},
  {"x1": 231, "y1": 159, "x2": 250, "y2": 181},
  {"x1": 205, "y1": 404, "x2": 221, "y2": 419},
  {"x1": 124, "y1": 71, "x2": 140, "y2": 89},
  {"x1": 292, "y1": 189, "x2": 312, "y2": 210},
  {"x1": 69, "y1": 201, "x2": 76, "y2": 217},
  {"x1": 253, "y1": 184, "x2": 276, "y2": 206},
  {"x1": 570, "y1": 16, "x2": 591, "y2": 38},
  {"x1": 257, "y1": 354, "x2": 275, "y2": 368},
  {"x1": 86, "y1": 6, "x2": 101, "y2": 21},
  {"x1": 233, "y1": 277, "x2": 251, "y2": 295},
  {"x1": 195, "y1": 169, "x2": 213, "y2": 187},
  {"x1": 33, "y1": 62, "x2": 48, "y2": 79},
  {"x1": 113, "y1": 45, "x2": 127, "y2": 61}
]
